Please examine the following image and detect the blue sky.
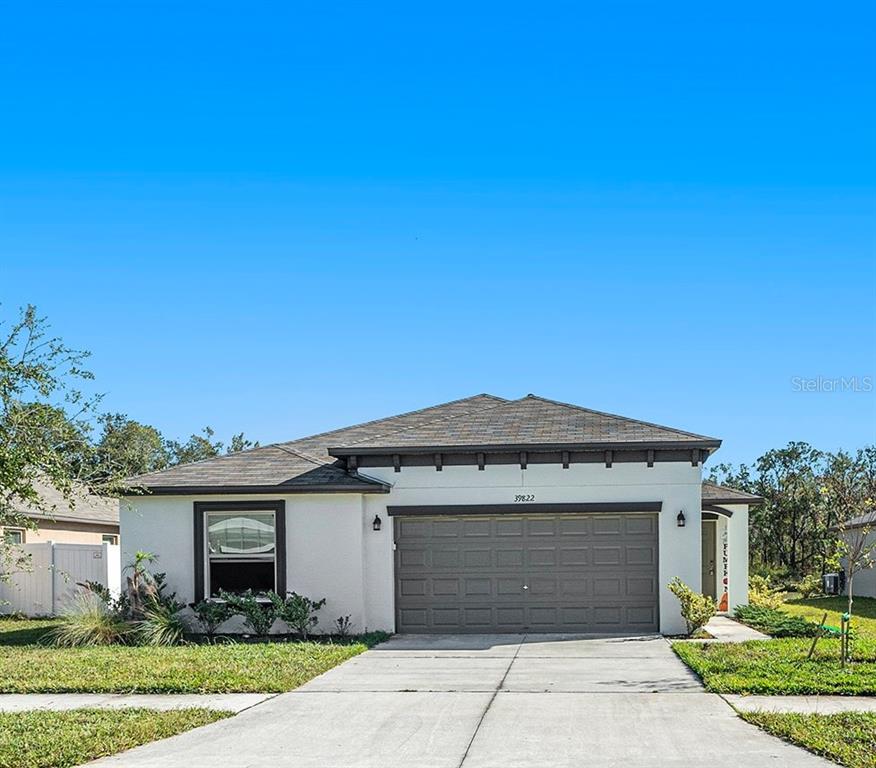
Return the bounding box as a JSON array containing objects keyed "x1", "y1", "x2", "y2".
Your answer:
[{"x1": 1, "y1": 2, "x2": 874, "y2": 466}]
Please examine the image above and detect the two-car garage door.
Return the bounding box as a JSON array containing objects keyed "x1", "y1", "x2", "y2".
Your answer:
[{"x1": 394, "y1": 512, "x2": 658, "y2": 633}]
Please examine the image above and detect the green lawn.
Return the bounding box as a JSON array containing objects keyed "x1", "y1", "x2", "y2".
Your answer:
[
  {"x1": 784, "y1": 596, "x2": 876, "y2": 639},
  {"x1": 673, "y1": 596, "x2": 876, "y2": 695},
  {"x1": 740, "y1": 711, "x2": 876, "y2": 768},
  {"x1": 0, "y1": 618, "x2": 387, "y2": 693},
  {"x1": 673, "y1": 636, "x2": 876, "y2": 695},
  {"x1": 0, "y1": 708, "x2": 229, "y2": 768}
]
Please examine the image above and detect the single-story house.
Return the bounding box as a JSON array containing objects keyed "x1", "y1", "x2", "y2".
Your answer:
[
  {"x1": 839, "y1": 511, "x2": 876, "y2": 598},
  {"x1": 3, "y1": 479, "x2": 119, "y2": 546},
  {"x1": 121, "y1": 394, "x2": 762, "y2": 635}
]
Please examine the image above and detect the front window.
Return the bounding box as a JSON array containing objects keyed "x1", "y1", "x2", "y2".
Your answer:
[
  {"x1": 206, "y1": 511, "x2": 276, "y2": 596},
  {"x1": 3, "y1": 528, "x2": 25, "y2": 545}
]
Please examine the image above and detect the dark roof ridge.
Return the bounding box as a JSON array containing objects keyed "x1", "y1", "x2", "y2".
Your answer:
[
  {"x1": 520, "y1": 394, "x2": 721, "y2": 444},
  {"x1": 274, "y1": 444, "x2": 334, "y2": 467},
  {"x1": 332, "y1": 396, "x2": 517, "y2": 449},
  {"x1": 279, "y1": 393, "x2": 506, "y2": 448}
]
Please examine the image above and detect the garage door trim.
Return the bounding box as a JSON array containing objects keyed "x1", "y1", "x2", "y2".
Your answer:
[
  {"x1": 394, "y1": 511, "x2": 661, "y2": 633},
  {"x1": 387, "y1": 501, "x2": 663, "y2": 516}
]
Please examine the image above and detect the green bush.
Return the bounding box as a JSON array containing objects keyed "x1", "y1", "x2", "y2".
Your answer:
[
  {"x1": 218, "y1": 590, "x2": 275, "y2": 636},
  {"x1": 793, "y1": 573, "x2": 823, "y2": 599},
  {"x1": 668, "y1": 577, "x2": 717, "y2": 635},
  {"x1": 49, "y1": 593, "x2": 132, "y2": 647},
  {"x1": 748, "y1": 574, "x2": 787, "y2": 609},
  {"x1": 734, "y1": 604, "x2": 821, "y2": 637},
  {"x1": 269, "y1": 592, "x2": 326, "y2": 640},
  {"x1": 191, "y1": 600, "x2": 233, "y2": 639}
]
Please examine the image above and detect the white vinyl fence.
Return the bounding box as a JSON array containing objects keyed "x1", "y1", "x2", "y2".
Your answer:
[{"x1": 0, "y1": 542, "x2": 121, "y2": 617}]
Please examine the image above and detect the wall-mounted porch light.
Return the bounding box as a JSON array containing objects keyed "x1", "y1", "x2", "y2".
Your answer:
[
  {"x1": 677, "y1": 510, "x2": 686, "y2": 528},
  {"x1": 372, "y1": 515, "x2": 382, "y2": 532}
]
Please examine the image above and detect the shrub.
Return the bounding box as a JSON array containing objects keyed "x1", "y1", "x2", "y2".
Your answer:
[
  {"x1": 50, "y1": 592, "x2": 132, "y2": 647},
  {"x1": 734, "y1": 604, "x2": 820, "y2": 637},
  {"x1": 219, "y1": 590, "x2": 275, "y2": 636},
  {"x1": 192, "y1": 600, "x2": 233, "y2": 639},
  {"x1": 668, "y1": 577, "x2": 717, "y2": 635},
  {"x1": 334, "y1": 615, "x2": 352, "y2": 638},
  {"x1": 270, "y1": 592, "x2": 326, "y2": 640},
  {"x1": 748, "y1": 574, "x2": 787, "y2": 610},
  {"x1": 136, "y1": 601, "x2": 187, "y2": 646},
  {"x1": 793, "y1": 573, "x2": 823, "y2": 599}
]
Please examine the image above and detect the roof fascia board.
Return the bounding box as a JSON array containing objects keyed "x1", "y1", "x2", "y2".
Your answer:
[{"x1": 330, "y1": 440, "x2": 722, "y2": 457}]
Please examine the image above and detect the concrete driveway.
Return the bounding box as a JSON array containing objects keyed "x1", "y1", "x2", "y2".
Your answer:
[{"x1": 86, "y1": 634, "x2": 832, "y2": 768}]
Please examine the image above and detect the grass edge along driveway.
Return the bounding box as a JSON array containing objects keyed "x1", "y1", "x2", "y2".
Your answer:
[
  {"x1": 672, "y1": 596, "x2": 876, "y2": 696},
  {"x1": 740, "y1": 711, "x2": 876, "y2": 768},
  {"x1": 0, "y1": 618, "x2": 387, "y2": 693},
  {"x1": 672, "y1": 637, "x2": 876, "y2": 695},
  {"x1": 0, "y1": 708, "x2": 230, "y2": 768}
]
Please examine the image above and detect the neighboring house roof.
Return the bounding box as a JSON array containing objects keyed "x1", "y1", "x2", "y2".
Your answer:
[
  {"x1": 128, "y1": 393, "x2": 722, "y2": 495},
  {"x1": 840, "y1": 511, "x2": 876, "y2": 530},
  {"x1": 7, "y1": 479, "x2": 119, "y2": 526},
  {"x1": 702, "y1": 481, "x2": 764, "y2": 506}
]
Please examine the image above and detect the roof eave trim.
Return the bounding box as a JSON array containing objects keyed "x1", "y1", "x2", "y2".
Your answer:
[
  {"x1": 329, "y1": 439, "x2": 722, "y2": 457},
  {"x1": 123, "y1": 483, "x2": 391, "y2": 496},
  {"x1": 704, "y1": 495, "x2": 764, "y2": 506},
  {"x1": 16, "y1": 512, "x2": 120, "y2": 526}
]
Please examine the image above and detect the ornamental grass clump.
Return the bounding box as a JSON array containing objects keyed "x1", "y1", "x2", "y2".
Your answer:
[{"x1": 49, "y1": 592, "x2": 132, "y2": 647}]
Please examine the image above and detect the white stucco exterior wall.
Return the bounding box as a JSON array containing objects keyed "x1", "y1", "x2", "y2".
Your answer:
[
  {"x1": 121, "y1": 459, "x2": 727, "y2": 636},
  {"x1": 361, "y1": 461, "x2": 703, "y2": 635},
  {"x1": 120, "y1": 493, "x2": 369, "y2": 634},
  {"x1": 724, "y1": 503, "x2": 750, "y2": 612}
]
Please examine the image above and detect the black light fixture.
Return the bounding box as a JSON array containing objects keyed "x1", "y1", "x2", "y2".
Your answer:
[
  {"x1": 677, "y1": 510, "x2": 686, "y2": 528},
  {"x1": 372, "y1": 514, "x2": 382, "y2": 532}
]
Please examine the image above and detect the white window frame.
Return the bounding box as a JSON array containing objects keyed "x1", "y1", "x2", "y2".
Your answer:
[
  {"x1": 3, "y1": 527, "x2": 25, "y2": 545},
  {"x1": 204, "y1": 509, "x2": 277, "y2": 597},
  {"x1": 102, "y1": 534, "x2": 119, "y2": 545}
]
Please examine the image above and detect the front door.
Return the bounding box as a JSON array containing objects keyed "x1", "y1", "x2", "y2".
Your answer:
[{"x1": 701, "y1": 520, "x2": 717, "y2": 599}]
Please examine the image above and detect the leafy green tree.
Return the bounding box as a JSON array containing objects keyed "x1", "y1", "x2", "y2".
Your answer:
[
  {"x1": 228, "y1": 432, "x2": 259, "y2": 454},
  {"x1": 166, "y1": 427, "x2": 258, "y2": 466},
  {"x1": 711, "y1": 443, "x2": 824, "y2": 578},
  {"x1": 167, "y1": 426, "x2": 223, "y2": 466},
  {"x1": 0, "y1": 305, "x2": 111, "y2": 581},
  {"x1": 94, "y1": 413, "x2": 170, "y2": 479}
]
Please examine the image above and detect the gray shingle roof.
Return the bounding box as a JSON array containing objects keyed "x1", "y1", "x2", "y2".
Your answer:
[
  {"x1": 129, "y1": 394, "x2": 505, "y2": 493},
  {"x1": 702, "y1": 481, "x2": 764, "y2": 506},
  {"x1": 11, "y1": 479, "x2": 119, "y2": 525},
  {"x1": 841, "y1": 511, "x2": 876, "y2": 530},
  {"x1": 129, "y1": 393, "x2": 721, "y2": 494},
  {"x1": 328, "y1": 395, "x2": 720, "y2": 453}
]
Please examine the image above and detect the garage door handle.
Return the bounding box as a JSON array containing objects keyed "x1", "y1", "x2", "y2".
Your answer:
[{"x1": 523, "y1": 585, "x2": 529, "y2": 590}]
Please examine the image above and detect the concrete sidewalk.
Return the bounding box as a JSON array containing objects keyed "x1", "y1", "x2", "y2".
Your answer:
[
  {"x1": 703, "y1": 616, "x2": 770, "y2": 642},
  {"x1": 81, "y1": 633, "x2": 832, "y2": 767},
  {"x1": 0, "y1": 693, "x2": 273, "y2": 712},
  {"x1": 725, "y1": 694, "x2": 876, "y2": 714}
]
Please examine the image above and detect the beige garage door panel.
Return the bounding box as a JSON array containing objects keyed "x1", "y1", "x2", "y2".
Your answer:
[{"x1": 394, "y1": 513, "x2": 658, "y2": 633}]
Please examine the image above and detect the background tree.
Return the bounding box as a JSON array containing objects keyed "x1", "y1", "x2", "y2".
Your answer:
[
  {"x1": 228, "y1": 432, "x2": 259, "y2": 454},
  {"x1": 0, "y1": 306, "x2": 108, "y2": 582},
  {"x1": 93, "y1": 413, "x2": 170, "y2": 479},
  {"x1": 166, "y1": 426, "x2": 223, "y2": 466}
]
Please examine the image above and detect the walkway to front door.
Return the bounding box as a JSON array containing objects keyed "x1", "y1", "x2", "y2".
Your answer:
[{"x1": 85, "y1": 634, "x2": 832, "y2": 767}]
